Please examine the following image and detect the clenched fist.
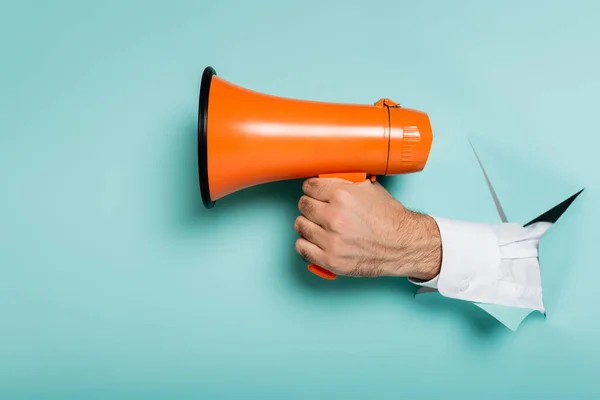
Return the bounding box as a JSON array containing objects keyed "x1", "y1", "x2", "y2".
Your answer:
[{"x1": 294, "y1": 177, "x2": 442, "y2": 280}]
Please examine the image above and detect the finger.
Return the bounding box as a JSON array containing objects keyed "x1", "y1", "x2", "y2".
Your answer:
[
  {"x1": 297, "y1": 195, "x2": 328, "y2": 226},
  {"x1": 294, "y1": 215, "x2": 328, "y2": 248},
  {"x1": 302, "y1": 178, "x2": 348, "y2": 202},
  {"x1": 295, "y1": 237, "x2": 326, "y2": 265}
]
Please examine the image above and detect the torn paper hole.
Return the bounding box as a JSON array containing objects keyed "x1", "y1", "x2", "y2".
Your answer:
[{"x1": 414, "y1": 139, "x2": 583, "y2": 331}]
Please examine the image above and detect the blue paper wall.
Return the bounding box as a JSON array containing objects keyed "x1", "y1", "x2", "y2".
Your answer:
[{"x1": 1, "y1": 0, "x2": 598, "y2": 398}]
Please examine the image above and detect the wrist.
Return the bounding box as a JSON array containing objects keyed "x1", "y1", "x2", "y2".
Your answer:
[
  {"x1": 387, "y1": 212, "x2": 442, "y2": 280},
  {"x1": 409, "y1": 214, "x2": 442, "y2": 280}
]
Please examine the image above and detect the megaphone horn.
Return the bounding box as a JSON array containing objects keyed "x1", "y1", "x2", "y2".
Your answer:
[{"x1": 198, "y1": 66, "x2": 433, "y2": 280}]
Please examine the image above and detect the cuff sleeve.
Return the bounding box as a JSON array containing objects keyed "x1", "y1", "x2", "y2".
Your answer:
[{"x1": 409, "y1": 217, "x2": 550, "y2": 314}]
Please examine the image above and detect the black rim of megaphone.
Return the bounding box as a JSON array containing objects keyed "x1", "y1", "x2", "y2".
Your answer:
[{"x1": 198, "y1": 66, "x2": 216, "y2": 209}]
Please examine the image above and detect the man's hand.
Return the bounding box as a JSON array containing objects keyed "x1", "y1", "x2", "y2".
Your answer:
[{"x1": 294, "y1": 177, "x2": 442, "y2": 280}]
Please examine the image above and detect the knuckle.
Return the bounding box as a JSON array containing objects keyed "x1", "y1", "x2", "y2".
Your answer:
[
  {"x1": 301, "y1": 180, "x2": 309, "y2": 193},
  {"x1": 295, "y1": 239, "x2": 312, "y2": 261},
  {"x1": 294, "y1": 217, "x2": 311, "y2": 238},
  {"x1": 294, "y1": 238, "x2": 305, "y2": 253},
  {"x1": 295, "y1": 238, "x2": 303, "y2": 251},
  {"x1": 294, "y1": 216, "x2": 303, "y2": 232},
  {"x1": 302, "y1": 178, "x2": 318, "y2": 193},
  {"x1": 298, "y1": 195, "x2": 313, "y2": 214},
  {"x1": 297, "y1": 222, "x2": 313, "y2": 240}
]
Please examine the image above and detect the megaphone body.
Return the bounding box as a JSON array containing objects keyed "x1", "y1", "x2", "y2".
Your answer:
[{"x1": 198, "y1": 66, "x2": 433, "y2": 280}]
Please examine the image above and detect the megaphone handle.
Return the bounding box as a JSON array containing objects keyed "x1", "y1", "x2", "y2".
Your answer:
[{"x1": 306, "y1": 172, "x2": 377, "y2": 280}]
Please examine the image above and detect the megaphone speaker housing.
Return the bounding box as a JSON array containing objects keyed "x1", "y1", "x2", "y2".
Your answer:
[
  {"x1": 197, "y1": 65, "x2": 433, "y2": 208},
  {"x1": 197, "y1": 65, "x2": 433, "y2": 280}
]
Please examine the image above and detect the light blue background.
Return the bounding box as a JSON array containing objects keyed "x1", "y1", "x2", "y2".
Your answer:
[{"x1": 1, "y1": 0, "x2": 598, "y2": 398}]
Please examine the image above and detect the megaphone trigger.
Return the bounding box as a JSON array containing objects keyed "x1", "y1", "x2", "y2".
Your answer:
[{"x1": 317, "y1": 172, "x2": 369, "y2": 182}]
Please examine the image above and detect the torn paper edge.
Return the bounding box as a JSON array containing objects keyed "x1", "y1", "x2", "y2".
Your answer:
[{"x1": 414, "y1": 139, "x2": 584, "y2": 331}]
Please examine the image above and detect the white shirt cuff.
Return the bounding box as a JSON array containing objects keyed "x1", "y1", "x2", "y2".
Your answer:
[{"x1": 409, "y1": 217, "x2": 551, "y2": 314}]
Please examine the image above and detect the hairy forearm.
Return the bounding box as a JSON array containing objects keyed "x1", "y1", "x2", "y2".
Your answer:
[{"x1": 393, "y1": 212, "x2": 442, "y2": 281}]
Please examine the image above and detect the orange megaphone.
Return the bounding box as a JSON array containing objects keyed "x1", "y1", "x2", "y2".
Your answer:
[{"x1": 198, "y1": 66, "x2": 433, "y2": 280}]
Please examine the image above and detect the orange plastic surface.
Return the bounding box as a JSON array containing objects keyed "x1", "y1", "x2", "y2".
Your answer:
[
  {"x1": 307, "y1": 264, "x2": 338, "y2": 280},
  {"x1": 374, "y1": 98, "x2": 399, "y2": 108},
  {"x1": 386, "y1": 107, "x2": 433, "y2": 175},
  {"x1": 317, "y1": 172, "x2": 368, "y2": 182},
  {"x1": 204, "y1": 74, "x2": 432, "y2": 202}
]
